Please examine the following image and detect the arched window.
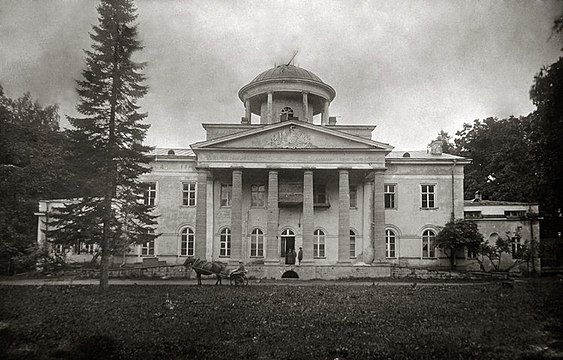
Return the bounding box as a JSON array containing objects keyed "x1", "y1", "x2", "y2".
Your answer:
[
  {"x1": 314, "y1": 229, "x2": 325, "y2": 258},
  {"x1": 349, "y1": 230, "x2": 357, "y2": 258},
  {"x1": 180, "y1": 227, "x2": 195, "y2": 256},
  {"x1": 386, "y1": 229, "x2": 396, "y2": 258},
  {"x1": 422, "y1": 229, "x2": 436, "y2": 258},
  {"x1": 250, "y1": 228, "x2": 264, "y2": 257},
  {"x1": 220, "y1": 228, "x2": 231, "y2": 257},
  {"x1": 280, "y1": 106, "x2": 294, "y2": 121}
]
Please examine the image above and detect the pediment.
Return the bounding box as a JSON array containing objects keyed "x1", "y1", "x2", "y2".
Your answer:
[{"x1": 192, "y1": 121, "x2": 392, "y2": 151}]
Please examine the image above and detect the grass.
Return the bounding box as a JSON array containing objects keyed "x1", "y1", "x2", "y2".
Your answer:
[{"x1": 0, "y1": 280, "x2": 562, "y2": 359}]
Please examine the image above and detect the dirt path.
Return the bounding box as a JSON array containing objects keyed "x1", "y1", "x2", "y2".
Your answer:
[{"x1": 0, "y1": 277, "x2": 494, "y2": 286}]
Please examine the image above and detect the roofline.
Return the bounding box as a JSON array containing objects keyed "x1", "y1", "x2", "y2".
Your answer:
[
  {"x1": 238, "y1": 78, "x2": 336, "y2": 102},
  {"x1": 191, "y1": 120, "x2": 393, "y2": 151}
]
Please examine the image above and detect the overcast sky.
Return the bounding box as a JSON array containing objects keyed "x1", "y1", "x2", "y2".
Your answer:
[{"x1": 1, "y1": 0, "x2": 561, "y2": 150}]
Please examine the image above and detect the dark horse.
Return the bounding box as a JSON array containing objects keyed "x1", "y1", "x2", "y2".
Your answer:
[{"x1": 183, "y1": 257, "x2": 229, "y2": 285}]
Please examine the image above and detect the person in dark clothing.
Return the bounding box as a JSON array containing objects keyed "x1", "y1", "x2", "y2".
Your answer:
[{"x1": 298, "y1": 247, "x2": 303, "y2": 265}]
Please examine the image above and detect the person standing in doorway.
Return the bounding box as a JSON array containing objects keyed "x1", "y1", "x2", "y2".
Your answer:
[{"x1": 298, "y1": 247, "x2": 303, "y2": 265}]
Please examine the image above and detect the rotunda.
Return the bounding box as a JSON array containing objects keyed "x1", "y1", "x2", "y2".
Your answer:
[{"x1": 238, "y1": 64, "x2": 336, "y2": 125}]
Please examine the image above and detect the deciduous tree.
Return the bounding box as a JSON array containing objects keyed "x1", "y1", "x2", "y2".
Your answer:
[{"x1": 435, "y1": 219, "x2": 484, "y2": 269}]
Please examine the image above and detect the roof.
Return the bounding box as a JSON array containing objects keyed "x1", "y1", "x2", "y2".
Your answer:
[
  {"x1": 251, "y1": 64, "x2": 325, "y2": 84},
  {"x1": 386, "y1": 150, "x2": 468, "y2": 161},
  {"x1": 464, "y1": 199, "x2": 538, "y2": 207},
  {"x1": 149, "y1": 148, "x2": 195, "y2": 158}
]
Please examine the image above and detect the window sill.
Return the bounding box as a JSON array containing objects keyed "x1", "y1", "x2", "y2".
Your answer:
[
  {"x1": 219, "y1": 255, "x2": 231, "y2": 258},
  {"x1": 420, "y1": 207, "x2": 439, "y2": 210},
  {"x1": 180, "y1": 205, "x2": 197, "y2": 208},
  {"x1": 250, "y1": 256, "x2": 264, "y2": 258},
  {"x1": 421, "y1": 257, "x2": 437, "y2": 260},
  {"x1": 313, "y1": 257, "x2": 326, "y2": 259},
  {"x1": 385, "y1": 207, "x2": 398, "y2": 210}
]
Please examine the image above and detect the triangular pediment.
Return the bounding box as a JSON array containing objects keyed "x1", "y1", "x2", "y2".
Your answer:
[{"x1": 192, "y1": 121, "x2": 392, "y2": 151}]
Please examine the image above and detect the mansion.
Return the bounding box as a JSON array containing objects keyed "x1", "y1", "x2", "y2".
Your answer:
[{"x1": 37, "y1": 64, "x2": 540, "y2": 278}]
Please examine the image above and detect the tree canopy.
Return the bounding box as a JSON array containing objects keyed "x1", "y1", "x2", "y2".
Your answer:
[
  {"x1": 47, "y1": 0, "x2": 157, "y2": 290},
  {"x1": 435, "y1": 219, "x2": 484, "y2": 268}
]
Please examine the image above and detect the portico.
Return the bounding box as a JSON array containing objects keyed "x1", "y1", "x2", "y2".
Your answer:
[{"x1": 191, "y1": 119, "x2": 393, "y2": 265}]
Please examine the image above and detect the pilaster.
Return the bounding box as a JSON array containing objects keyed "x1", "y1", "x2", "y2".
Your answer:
[{"x1": 321, "y1": 99, "x2": 330, "y2": 125}]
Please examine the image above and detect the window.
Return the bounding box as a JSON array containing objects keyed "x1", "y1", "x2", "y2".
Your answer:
[
  {"x1": 422, "y1": 229, "x2": 436, "y2": 258},
  {"x1": 349, "y1": 230, "x2": 356, "y2": 258},
  {"x1": 386, "y1": 229, "x2": 396, "y2": 258},
  {"x1": 144, "y1": 182, "x2": 157, "y2": 206},
  {"x1": 313, "y1": 229, "x2": 326, "y2": 258},
  {"x1": 511, "y1": 236, "x2": 522, "y2": 258},
  {"x1": 314, "y1": 184, "x2": 328, "y2": 205},
  {"x1": 384, "y1": 184, "x2": 396, "y2": 209},
  {"x1": 421, "y1": 185, "x2": 435, "y2": 209},
  {"x1": 54, "y1": 244, "x2": 64, "y2": 254},
  {"x1": 505, "y1": 210, "x2": 526, "y2": 218},
  {"x1": 280, "y1": 106, "x2": 294, "y2": 121},
  {"x1": 250, "y1": 228, "x2": 264, "y2": 257},
  {"x1": 464, "y1": 211, "x2": 482, "y2": 219},
  {"x1": 251, "y1": 185, "x2": 265, "y2": 207},
  {"x1": 349, "y1": 185, "x2": 357, "y2": 208},
  {"x1": 180, "y1": 227, "x2": 195, "y2": 256},
  {"x1": 467, "y1": 244, "x2": 478, "y2": 259},
  {"x1": 141, "y1": 239, "x2": 155, "y2": 257},
  {"x1": 221, "y1": 184, "x2": 232, "y2": 207},
  {"x1": 74, "y1": 241, "x2": 96, "y2": 255},
  {"x1": 182, "y1": 183, "x2": 197, "y2": 206},
  {"x1": 220, "y1": 228, "x2": 231, "y2": 257}
]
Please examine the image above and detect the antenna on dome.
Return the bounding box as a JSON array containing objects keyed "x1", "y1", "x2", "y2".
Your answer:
[{"x1": 286, "y1": 50, "x2": 298, "y2": 66}]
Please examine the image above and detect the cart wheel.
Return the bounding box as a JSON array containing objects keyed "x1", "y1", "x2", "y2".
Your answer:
[{"x1": 231, "y1": 275, "x2": 246, "y2": 286}]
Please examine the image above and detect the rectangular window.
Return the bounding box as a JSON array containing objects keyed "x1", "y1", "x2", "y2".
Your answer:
[
  {"x1": 251, "y1": 185, "x2": 265, "y2": 207},
  {"x1": 313, "y1": 184, "x2": 327, "y2": 205},
  {"x1": 221, "y1": 184, "x2": 232, "y2": 207},
  {"x1": 182, "y1": 182, "x2": 197, "y2": 206},
  {"x1": 464, "y1": 211, "x2": 482, "y2": 219},
  {"x1": 349, "y1": 185, "x2": 357, "y2": 208},
  {"x1": 511, "y1": 237, "x2": 522, "y2": 258},
  {"x1": 384, "y1": 184, "x2": 396, "y2": 209},
  {"x1": 421, "y1": 185, "x2": 435, "y2": 209},
  {"x1": 144, "y1": 182, "x2": 157, "y2": 206},
  {"x1": 141, "y1": 240, "x2": 155, "y2": 257},
  {"x1": 505, "y1": 210, "x2": 526, "y2": 218}
]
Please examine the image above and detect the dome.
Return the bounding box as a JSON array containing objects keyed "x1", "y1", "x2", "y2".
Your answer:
[{"x1": 250, "y1": 64, "x2": 325, "y2": 84}]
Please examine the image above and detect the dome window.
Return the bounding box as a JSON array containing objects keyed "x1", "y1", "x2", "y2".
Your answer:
[
  {"x1": 402, "y1": 152, "x2": 411, "y2": 158},
  {"x1": 167, "y1": 149, "x2": 175, "y2": 155},
  {"x1": 280, "y1": 107, "x2": 294, "y2": 122}
]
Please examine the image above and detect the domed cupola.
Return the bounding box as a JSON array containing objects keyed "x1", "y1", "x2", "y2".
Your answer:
[{"x1": 238, "y1": 64, "x2": 336, "y2": 125}]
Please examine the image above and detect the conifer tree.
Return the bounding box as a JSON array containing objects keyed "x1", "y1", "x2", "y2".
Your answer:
[{"x1": 48, "y1": 0, "x2": 157, "y2": 290}]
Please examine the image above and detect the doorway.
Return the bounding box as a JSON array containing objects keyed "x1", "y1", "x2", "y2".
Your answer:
[{"x1": 280, "y1": 229, "x2": 295, "y2": 264}]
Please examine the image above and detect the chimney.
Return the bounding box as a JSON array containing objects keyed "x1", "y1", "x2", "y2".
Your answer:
[
  {"x1": 241, "y1": 117, "x2": 249, "y2": 125},
  {"x1": 328, "y1": 116, "x2": 337, "y2": 125},
  {"x1": 429, "y1": 140, "x2": 442, "y2": 155},
  {"x1": 473, "y1": 191, "x2": 482, "y2": 202}
]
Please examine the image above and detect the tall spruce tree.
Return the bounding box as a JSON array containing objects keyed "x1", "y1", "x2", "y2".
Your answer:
[{"x1": 48, "y1": 0, "x2": 157, "y2": 290}]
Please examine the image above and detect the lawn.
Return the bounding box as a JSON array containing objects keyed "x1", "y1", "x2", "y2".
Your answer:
[{"x1": 0, "y1": 280, "x2": 561, "y2": 359}]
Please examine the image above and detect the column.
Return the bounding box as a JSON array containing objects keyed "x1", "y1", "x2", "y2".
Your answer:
[
  {"x1": 321, "y1": 99, "x2": 329, "y2": 125},
  {"x1": 302, "y1": 170, "x2": 314, "y2": 263},
  {"x1": 195, "y1": 170, "x2": 208, "y2": 259},
  {"x1": 266, "y1": 170, "x2": 279, "y2": 264},
  {"x1": 302, "y1": 92, "x2": 309, "y2": 122},
  {"x1": 338, "y1": 170, "x2": 351, "y2": 263},
  {"x1": 244, "y1": 99, "x2": 251, "y2": 123},
  {"x1": 231, "y1": 169, "x2": 243, "y2": 262},
  {"x1": 373, "y1": 170, "x2": 386, "y2": 262},
  {"x1": 267, "y1": 92, "x2": 273, "y2": 124}
]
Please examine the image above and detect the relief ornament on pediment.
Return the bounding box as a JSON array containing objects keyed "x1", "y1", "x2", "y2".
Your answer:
[{"x1": 268, "y1": 127, "x2": 315, "y2": 149}]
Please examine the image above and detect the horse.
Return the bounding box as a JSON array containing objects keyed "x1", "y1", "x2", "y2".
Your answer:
[{"x1": 183, "y1": 257, "x2": 229, "y2": 285}]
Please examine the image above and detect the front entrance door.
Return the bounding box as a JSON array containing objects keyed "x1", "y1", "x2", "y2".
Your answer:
[{"x1": 280, "y1": 229, "x2": 295, "y2": 264}]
